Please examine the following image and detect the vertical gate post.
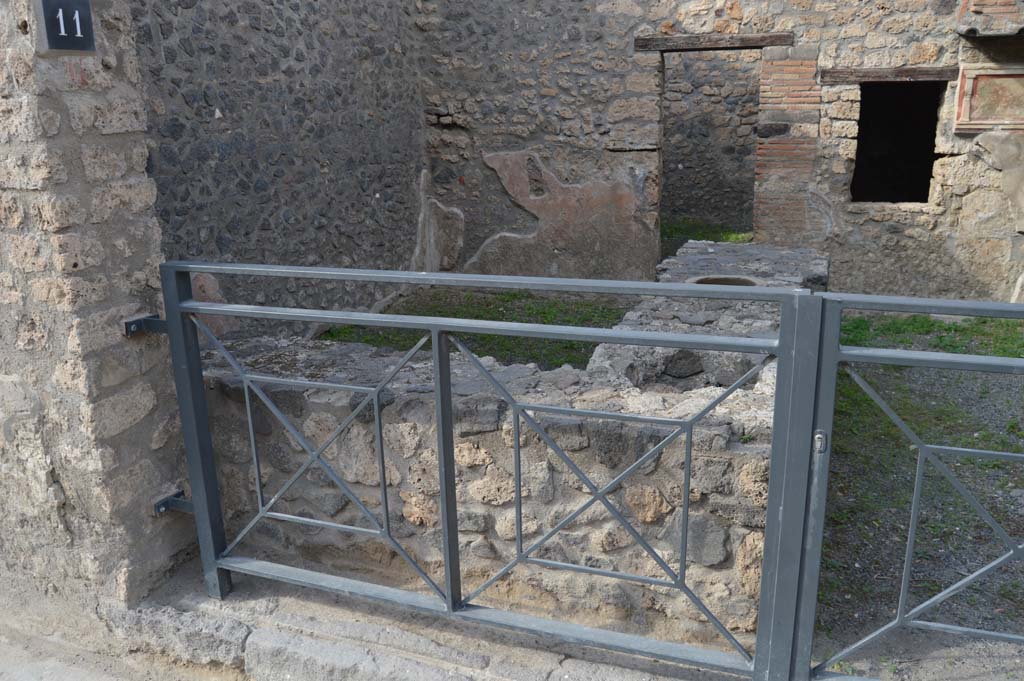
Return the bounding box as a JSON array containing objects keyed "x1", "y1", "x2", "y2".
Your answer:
[
  {"x1": 432, "y1": 330, "x2": 463, "y2": 612},
  {"x1": 791, "y1": 298, "x2": 843, "y2": 675},
  {"x1": 753, "y1": 292, "x2": 824, "y2": 681},
  {"x1": 160, "y1": 265, "x2": 232, "y2": 599}
]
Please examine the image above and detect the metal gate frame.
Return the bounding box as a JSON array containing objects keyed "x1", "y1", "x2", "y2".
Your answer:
[
  {"x1": 790, "y1": 293, "x2": 1024, "y2": 680},
  {"x1": 156, "y1": 262, "x2": 1024, "y2": 681}
]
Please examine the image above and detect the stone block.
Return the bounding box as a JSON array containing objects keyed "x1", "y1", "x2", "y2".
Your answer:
[
  {"x1": 50, "y1": 233, "x2": 105, "y2": 273},
  {"x1": 31, "y1": 194, "x2": 82, "y2": 232},
  {"x1": 0, "y1": 144, "x2": 65, "y2": 189},
  {"x1": 90, "y1": 177, "x2": 157, "y2": 223},
  {"x1": 81, "y1": 144, "x2": 128, "y2": 181},
  {"x1": 245, "y1": 628, "x2": 477, "y2": 681},
  {"x1": 106, "y1": 606, "x2": 250, "y2": 669},
  {"x1": 85, "y1": 381, "x2": 157, "y2": 439}
]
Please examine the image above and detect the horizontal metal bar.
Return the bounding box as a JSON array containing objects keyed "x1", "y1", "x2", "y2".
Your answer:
[
  {"x1": 519, "y1": 402, "x2": 687, "y2": 427},
  {"x1": 181, "y1": 301, "x2": 779, "y2": 354},
  {"x1": 523, "y1": 557, "x2": 681, "y2": 589},
  {"x1": 217, "y1": 556, "x2": 753, "y2": 676},
  {"x1": 218, "y1": 556, "x2": 445, "y2": 611},
  {"x1": 246, "y1": 373, "x2": 374, "y2": 394},
  {"x1": 907, "y1": 620, "x2": 1024, "y2": 645},
  {"x1": 163, "y1": 261, "x2": 800, "y2": 302},
  {"x1": 461, "y1": 602, "x2": 753, "y2": 676},
  {"x1": 263, "y1": 512, "x2": 382, "y2": 537},
  {"x1": 928, "y1": 444, "x2": 1024, "y2": 464},
  {"x1": 839, "y1": 346, "x2": 1024, "y2": 375},
  {"x1": 822, "y1": 293, "x2": 1024, "y2": 320}
]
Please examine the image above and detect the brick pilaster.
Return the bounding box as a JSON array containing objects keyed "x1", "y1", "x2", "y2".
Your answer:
[{"x1": 752, "y1": 45, "x2": 822, "y2": 245}]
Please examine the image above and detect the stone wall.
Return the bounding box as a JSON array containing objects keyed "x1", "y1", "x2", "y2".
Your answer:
[
  {"x1": 810, "y1": 32, "x2": 1024, "y2": 300},
  {"x1": 657, "y1": 0, "x2": 1024, "y2": 300},
  {"x1": 0, "y1": 0, "x2": 193, "y2": 607},
  {"x1": 204, "y1": 338, "x2": 772, "y2": 647},
  {"x1": 662, "y1": 50, "x2": 761, "y2": 230},
  {"x1": 130, "y1": 0, "x2": 426, "y2": 310},
  {"x1": 414, "y1": 1, "x2": 663, "y2": 280}
]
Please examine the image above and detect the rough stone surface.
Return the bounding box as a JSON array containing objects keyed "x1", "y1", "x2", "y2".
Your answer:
[
  {"x1": 0, "y1": 0, "x2": 194, "y2": 612},
  {"x1": 105, "y1": 606, "x2": 250, "y2": 669},
  {"x1": 130, "y1": 0, "x2": 426, "y2": 312}
]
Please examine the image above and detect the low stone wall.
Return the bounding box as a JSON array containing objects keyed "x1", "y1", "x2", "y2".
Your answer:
[
  {"x1": 204, "y1": 337, "x2": 773, "y2": 648},
  {"x1": 197, "y1": 243, "x2": 827, "y2": 649}
]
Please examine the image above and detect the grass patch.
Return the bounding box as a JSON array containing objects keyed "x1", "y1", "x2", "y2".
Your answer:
[
  {"x1": 323, "y1": 289, "x2": 629, "y2": 369},
  {"x1": 840, "y1": 314, "x2": 1024, "y2": 358},
  {"x1": 820, "y1": 312, "x2": 1024, "y2": 635},
  {"x1": 660, "y1": 217, "x2": 753, "y2": 259}
]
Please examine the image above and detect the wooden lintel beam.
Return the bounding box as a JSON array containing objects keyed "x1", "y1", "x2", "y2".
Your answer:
[
  {"x1": 820, "y1": 67, "x2": 961, "y2": 84},
  {"x1": 634, "y1": 32, "x2": 795, "y2": 53}
]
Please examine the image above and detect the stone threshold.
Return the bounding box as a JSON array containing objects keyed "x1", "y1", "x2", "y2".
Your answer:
[{"x1": 106, "y1": 559, "x2": 739, "y2": 681}]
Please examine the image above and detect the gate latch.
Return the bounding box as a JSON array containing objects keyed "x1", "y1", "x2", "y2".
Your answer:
[{"x1": 813, "y1": 430, "x2": 829, "y2": 455}]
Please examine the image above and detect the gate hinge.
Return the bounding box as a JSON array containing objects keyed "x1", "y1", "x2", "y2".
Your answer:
[
  {"x1": 813, "y1": 430, "x2": 829, "y2": 455},
  {"x1": 154, "y1": 490, "x2": 193, "y2": 516},
  {"x1": 125, "y1": 314, "x2": 168, "y2": 337}
]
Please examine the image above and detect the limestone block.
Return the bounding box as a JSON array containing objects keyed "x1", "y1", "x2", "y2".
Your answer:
[
  {"x1": 5, "y1": 233, "x2": 46, "y2": 272},
  {"x1": 85, "y1": 381, "x2": 157, "y2": 440},
  {"x1": 0, "y1": 96, "x2": 40, "y2": 143},
  {"x1": 50, "y1": 233, "x2": 105, "y2": 273},
  {"x1": 66, "y1": 86, "x2": 147, "y2": 135},
  {"x1": 106, "y1": 606, "x2": 250, "y2": 669},
  {"x1": 607, "y1": 97, "x2": 660, "y2": 123},
  {"x1": 0, "y1": 144, "x2": 65, "y2": 189},
  {"x1": 467, "y1": 465, "x2": 516, "y2": 505},
  {"x1": 81, "y1": 144, "x2": 128, "y2": 181},
  {"x1": 734, "y1": 530, "x2": 765, "y2": 599},
  {"x1": 68, "y1": 303, "x2": 146, "y2": 356},
  {"x1": 959, "y1": 189, "x2": 1015, "y2": 237},
  {"x1": 454, "y1": 442, "x2": 493, "y2": 467},
  {"x1": 90, "y1": 177, "x2": 157, "y2": 223},
  {"x1": 29, "y1": 276, "x2": 108, "y2": 311},
  {"x1": 737, "y1": 458, "x2": 770, "y2": 507},
  {"x1": 400, "y1": 490, "x2": 437, "y2": 527},
  {"x1": 31, "y1": 194, "x2": 82, "y2": 232},
  {"x1": 624, "y1": 485, "x2": 671, "y2": 523},
  {"x1": 0, "y1": 193, "x2": 24, "y2": 229}
]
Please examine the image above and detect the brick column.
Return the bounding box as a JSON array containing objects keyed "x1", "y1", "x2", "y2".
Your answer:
[
  {"x1": 752, "y1": 46, "x2": 822, "y2": 245},
  {"x1": 0, "y1": 0, "x2": 191, "y2": 608}
]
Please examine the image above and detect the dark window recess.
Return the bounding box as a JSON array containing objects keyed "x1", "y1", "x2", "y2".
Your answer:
[{"x1": 850, "y1": 82, "x2": 946, "y2": 203}]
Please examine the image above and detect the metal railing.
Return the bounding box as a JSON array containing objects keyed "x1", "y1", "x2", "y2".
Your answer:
[{"x1": 156, "y1": 261, "x2": 1024, "y2": 681}]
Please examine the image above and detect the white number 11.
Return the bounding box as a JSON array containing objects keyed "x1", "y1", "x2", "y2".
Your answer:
[{"x1": 56, "y1": 8, "x2": 84, "y2": 38}]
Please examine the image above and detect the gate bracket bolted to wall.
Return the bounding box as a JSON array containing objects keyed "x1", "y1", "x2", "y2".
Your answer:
[
  {"x1": 124, "y1": 314, "x2": 168, "y2": 337},
  {"x1": 154, "y1": 490, "x2": 194, "y2": 516}
]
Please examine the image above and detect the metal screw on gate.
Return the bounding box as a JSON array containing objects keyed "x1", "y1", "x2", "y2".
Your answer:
[{"x1": 813, "y1": 431, "x2": 828, "y2": 454}]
